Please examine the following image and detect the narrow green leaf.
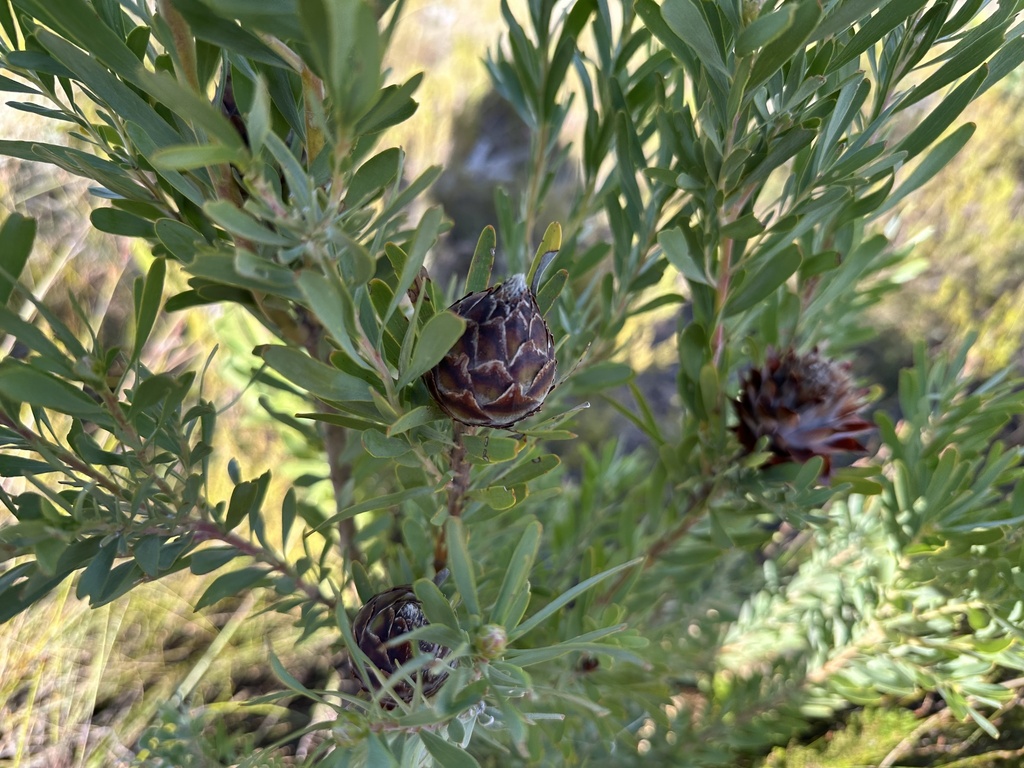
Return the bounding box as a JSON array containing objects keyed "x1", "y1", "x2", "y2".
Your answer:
[
  {"x1": 75, "y1": 540, "x2": 117, "y2": 602},
  {"x1": 721, "y1": 214, "x2": 765, "y2": 240},
  {"x1": 366, "y1": 732, "x2": 399, "y2": 768},
  {"x1": 414, "y1": 578, "x2": 460, "y2": 633},
  {"x1": 296, "y1": 269, "x2": 372, "y2": 372},
  {"x1": 345, "y1": 147, "x2": 401, "y2": 208},
  {"x1": 446, "y1": 518, "x2": 480, "y2": 617},
  {"x1": 311, "y1": 486, "x2": 437, "y2": 533},
  {"x1": 510, "y1": 557, "x2": 644, "y2": 641},
  {"x1": 132, "y1": 257, "x2": 165, "y2": 360},
  {"x1": 727, "y1": 245, "x2": 802, "y2": 316},
  {"x1": 398, "y1": 311, "x2": 466, "y2": 389},
  {"x1": 877, "y1": 123, "x2": 975, "y2": 216},
  {"x1": 466, "y1": 486, "x2": 516, "y2": 510},
  {"x1": 387, "y1": 406, "x2": 440, "y2": 436},
  {"x1": 204, "y1": 200, "x2": 293, "y2": 246},
  {"x1": 535, "y1": 268, "x2": 568, "y2": 316},
  {"x1": 188, "y1": 547, "x2": 240, "y2": 575},
  {"x1": 661, "y1": 0, "x2": 729, "y2": 76},
  {"x1": 0, "y1": 213, "x2": 35, "y2": 306},
  {"x1": 659, "y1": 227, "x2": 711, "y2": 286},
  {"x1": 151, "y1": 143, "x2": 249, "y2": 171},
  {"x1": 225, "y1": 472, "x2": 270, "y2": 532},
  {"x1": 361, "y1": 428, "x2": 411, "y2": 459},
  {"x1": 811, "y1": 0, "x2": 890, "y2": 43},
  {"x1": 736, "y1": 5, "x2": 796, "y2": 57},
  {"x1": 466, "y1": 225, "x2": 496, "y2": 293},
  {"x1": 830, "y1": 0, "x2": 930, "y2": 71},
  {"x1": 496, "y1": 454, "x2": 560, "y2": 486},
  {"x1": 902, "y1": 27, "x2": 1005, "y2": 110},
  {"x1": 896, "y1": 66, "x2": 986, "y2": 159},
  {"x1": 0, "y1": 359, "x2": 107, "y2": 421},
  {"x1": 0, "y1": 75, "x2": 39, "y2": 95},
  {"x1": 268, "y1": 649, "x2": 330, "y2": 704},
  {"x1": 91, "y1": 208, "x2": 155, "y2": 238},
  {"x1": 748, "y1": 0, "x2": 820, "y2": 88},
  {"x1": 259, "y1": 345, "x2": 373, "y2": 402},
  {"x1": 420, "y1": 730, "x2": 481, "y2": 768},
  {"x1": 463, "y1": 435, "x2": 522, "y2": 463},
  {"x1": 194, "y1": 566, "x2": 268, "y2": 610},
  {"x1": 491, "y1": 520, "x2": 541, "y2": 627}
]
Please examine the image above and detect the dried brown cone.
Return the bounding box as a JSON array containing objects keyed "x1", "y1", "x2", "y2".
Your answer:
[
  {"x1": 732, "y1": 347, "x2": 873, "y2": 476},
  {"x1": 426, "y1": 273, "x2": 556, "y2": 428},
  {"x1": 352, "y1": 586, "x2": 451, "y2": 706}
]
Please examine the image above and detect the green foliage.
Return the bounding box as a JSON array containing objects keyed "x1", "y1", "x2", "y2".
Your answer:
[{"x1": 2, "y1": 0, "x2": 1024, "y2": 765}]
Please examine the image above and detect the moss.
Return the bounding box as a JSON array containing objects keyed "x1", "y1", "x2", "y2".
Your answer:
[{"x1": 761, "y1": 707, "x2": 919, "y2": 768}]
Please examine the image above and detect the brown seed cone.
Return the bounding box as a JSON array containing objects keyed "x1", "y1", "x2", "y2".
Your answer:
[
  {"x1": 352, "y1": 586, "x2": 450, "y2": 706},
  {"x1": 732, "y1": 348, "x2": 873, "y2": 476},
  {"x1": 426, "y1": 274, "x2": 556, "y2": 428}
]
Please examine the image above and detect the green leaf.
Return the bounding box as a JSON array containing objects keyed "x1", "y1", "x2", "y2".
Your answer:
[
  {"x1": 366, "y1": 733, "x2": 399, "y2": 768},
  {"x1": 398, "y1": 310, "x2": 466, "y2": 390},
  {"x1": 830, "y1": 0, "x2": 931, "y2": 71},
  {"x1": 877, "y1": 123, "x2": 975, "y2": 216},
  {"x1": 0, "y1": 359, "x2": 107, "y2": 421},
  {"x1": 466, "y1": 486, "x2": 516, "y2": 510},
  {"x1": 749, "y1": 0, "x2": 819, "y2": 87},
  {"x1": 204, "y1": 200, "x2": 293, "y2": 246},
  {"x1": 446, "y1": 518, "x2": 480, "y2": 618},
  {"x1": 361, "y1": 428, "x2": 411, "y2": 459},
  {"x1": 463, "y1": 435, "x2": 522, "y2": 464},
  {"x1": 155, "y1": 219, "x2": 205, "y2": 262},
  {"x1": 0, "y1": 75, "x2": 40, "y2": 95},
  {"x1": 188, "y1": 547, "x2": 240, "y2": 575},
  {"x1": 510, "y1": 557, "x2": 644, "y2": 641},
  {"x1": 387, "y1": 406, "x2": 440, "y2": 436},
  {"x1": 414, "y1": 578, "x2": 461, "y2": 632},
  {"x1": 296, "y1": 269, "x2": 371, "y2": 372},
  {"x1": 195, "y1": 566, "x2": 268, "y2": 610},
  {"x1": 259, "y1": 345, "x2": 373, "y2": 402},
  {"x1": 811, "y1": 0, "x2": 890, "y2": 43},
  {"x1": 420, "y1": 730, "x2": 481, "y2": 768},
  {"x1": 151, "y1": 143, "x2": 249, "y2": 171},
  {"x1": 659, "y1": 227, "x2": 710, "y2": 286},
  {"x1": 0, "y1": 213, "x2": 35, "y2": 306},
  {"x1": 496, "y1": 454, "x2": 560, "y2": 486},
  {"x1": 132, "y1": 257, "x2": 165, "y2": 360},
  {"x1": 570, "y1": 362, "x2": 634, "y2": 393},
  {"x1": 345, "y1": 147, "x2": 401, "y2": 208},
  {"x1": 34, "y1": 31, "x2": 180, "y2": 148},
  {"x1": 90, "y1": 208, "x2": 155, "y2": 238},
  {"x1": 133, "y1": 536, "x2": 165, "y2": 578},
  {"x1": 736, "y1": 5, "x2": 795, "y2": 57},
  {"x1": 311, "y1": 486, "x2": 437, "y2": 533},
  {"x1": 896, "y1": 66, "x2": 986, "y2": 159},
  {"x1": 75, "y1": 540, "x2": 117, "y2": 602},
  {"x1": 225, "y1": 472, "x2": 270, "y2": 532},
  {"x1": 902, "y1": 27, "x2": 1005, "y2": 110},
  {"x1": 535, "y1": 268, "x2": 568, "y2": 316},
  {"x1": 466, "y1": 225, "x2": 496, "y2": 294},
  {"x1": 490, "y1": 520, "x2": 541, "y2": 627},
  {"x1": 661, "y1": 0, "x2": 729, "y2": 77},
  {"x1": 721, "y1": 214, "x2": 765, "y2": 240},
  {"x1": 727, "y1": 244, "x2": 802, "y2": 316}
]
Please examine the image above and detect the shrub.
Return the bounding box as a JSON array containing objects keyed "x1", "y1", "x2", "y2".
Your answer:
[{"x1": 2, "y1": 1, "x2": 1024, "y2": 765}]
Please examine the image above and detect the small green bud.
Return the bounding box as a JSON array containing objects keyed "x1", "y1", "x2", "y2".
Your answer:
[{"x1": 475, "y1": 623, "x2": 508, "y2": 660}]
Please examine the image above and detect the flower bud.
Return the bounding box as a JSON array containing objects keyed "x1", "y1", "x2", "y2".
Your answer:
[
  {"x1": 352, "y1": 586, "x2": 451, "y2": 705},
  {"x1": 732, "y1": 348, "x2": 872, "y2": 477},
  {"x1": 475, "y1": 624, "x2": 508, "y2": 660},
  {"x1": 427, "y1": 274, "x2": 556, "y2": 428}
]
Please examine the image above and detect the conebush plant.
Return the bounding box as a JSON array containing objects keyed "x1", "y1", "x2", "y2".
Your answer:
[{"x1": 2, "y1": 0, "x2": 1024, "y2": 765}]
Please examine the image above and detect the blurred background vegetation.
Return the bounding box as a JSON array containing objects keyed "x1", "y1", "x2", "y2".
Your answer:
[{"x1": 1, "y1": 0, "x2": 1023, "y2": 765}]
